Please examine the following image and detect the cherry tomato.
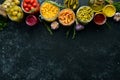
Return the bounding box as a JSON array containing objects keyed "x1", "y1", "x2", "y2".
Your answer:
[
  {"x1": 32, "y1": 2, "x2": 37, "y2": 7},
  {"x1": 30, "y1": 0, "x2": 34, "y2": 4},
  {"x1": 24, "y1": 0, "x2": 30, "y2": 3},
  {"x1": 27, "y1": 4, "x2": 32, "y2": 8},
  {"x1": 23, "y1": 2, "x2": 27, "y2": 8},
  {"x1": 30, "y1": 6, "x2": 34, "y2": 10},
  {"x1": 25, "y1": 7, "x2": 30, "y2": 12},
  {"x1": 34, "y1": 0, "x2": 37, "y2": 3}
]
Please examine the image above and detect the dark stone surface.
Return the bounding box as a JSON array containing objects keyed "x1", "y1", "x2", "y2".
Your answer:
[{"x1": 0, "y1": 0, "x2": 120, "y2": 80}]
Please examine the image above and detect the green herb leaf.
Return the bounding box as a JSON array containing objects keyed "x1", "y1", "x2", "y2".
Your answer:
[
  {"x1": 106, "y1": 22, "x2": 111, "y2": 29},
  {"x1": 105, "y1": 0, "x2": 110, "y2": 3},
  {"x1": 43, "y1": 21, "x2": 53, "y2": 35},
  {"x1": 113, "y1": 2, "x2": 120, "y2": 12},
  {"x1": 38, "y1": 16, "x2": 53, "y2": 35},
  {"x1": 0, "y1": 16, "x2": 7, "y2": 31},
  {"x1": 72, "y1": 25, "x2": 76, "y2": 39},
  {"x1": 29, "y1": 9, "x2": 35, "y2": 13},
  {"x1": 66, "y1": 28, "x2": 70, "y2": 38}
]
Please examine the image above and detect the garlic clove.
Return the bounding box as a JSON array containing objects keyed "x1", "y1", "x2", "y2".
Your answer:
[
  {"x1": 51, "y1": 21, "x2": 59, "y2": 30},
  {"x1": 116, "y1": 18, "x2": 120, "y2": 22}
]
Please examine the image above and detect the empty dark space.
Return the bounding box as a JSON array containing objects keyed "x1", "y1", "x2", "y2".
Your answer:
[{"x1": 0, "y1": 0, "x2": 120, "y2": 80}]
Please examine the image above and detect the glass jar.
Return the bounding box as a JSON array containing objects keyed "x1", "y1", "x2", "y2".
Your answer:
[{"x1": 88, "y1": 0, "x2": 105, "y2": 12}]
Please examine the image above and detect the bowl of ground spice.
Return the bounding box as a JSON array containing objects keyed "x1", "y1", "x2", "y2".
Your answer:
[{"x1": 102, "y1": 5, "x2": 116, "y2": 17}]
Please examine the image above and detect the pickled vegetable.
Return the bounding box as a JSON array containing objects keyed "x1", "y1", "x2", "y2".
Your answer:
[
  {"x1": 76, "y1": 6, "x2": 94, "y2": 24},
  {"x1": 88, "y1": 0, "x2": 105, "y2": 12},
  {"x1": 64, "y1": 0, "x2": 79, "y2": 10},
  {"x1": 2, "y1": 0, "x2": 20, "y2": 10},
  {"x1": 7, "y1": 6, "x2": 24, "y2": 22}
]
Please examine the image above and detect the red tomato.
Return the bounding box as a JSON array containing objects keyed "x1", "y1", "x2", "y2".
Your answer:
[
  {"x1": 24, "y1": 0, "x2": 30, "y2": 3},
  {"x1": 33, "y1": 0, "x2": 37, "y2": 3},
  {"x1": 23, "y1": 2, "x2": 27, "y2": 8},
  {"x1": 25, "y1": 7, "x2": 30, "y2": 12},
  {"x1": 32, "y1": 2, "x2": 37, "y2": 7},
  {"x1": 30, "y1": 0, "x2": 34, "y2": 4},
  {"x1": 30, "y1": 6, "x2": 34, "y2": 10},
  {"x1": 27, "y1": 4, "x2": 32, "y2": 8}
]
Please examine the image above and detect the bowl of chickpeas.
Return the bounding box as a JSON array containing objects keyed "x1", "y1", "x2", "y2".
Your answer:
[
  {"x1": 40, "y1": 1, "x2": 60, "y2": 22},
  {"x1": 76, "y1": 6, "x2": 94, "y2": 24}
]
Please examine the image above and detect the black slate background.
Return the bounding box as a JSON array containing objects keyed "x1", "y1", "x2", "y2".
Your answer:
[{"x1": 0, "y1": 0, "x2": 120, "y2": 80}]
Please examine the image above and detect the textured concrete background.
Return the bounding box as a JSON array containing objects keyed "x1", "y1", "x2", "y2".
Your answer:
[{"x1": 0, "y1": 0, "x2": 120, "y2": 80}]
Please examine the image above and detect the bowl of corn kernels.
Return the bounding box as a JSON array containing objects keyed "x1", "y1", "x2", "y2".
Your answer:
[{"x1": 40, "y1": 1, "x2": 60, "y2": 22}]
